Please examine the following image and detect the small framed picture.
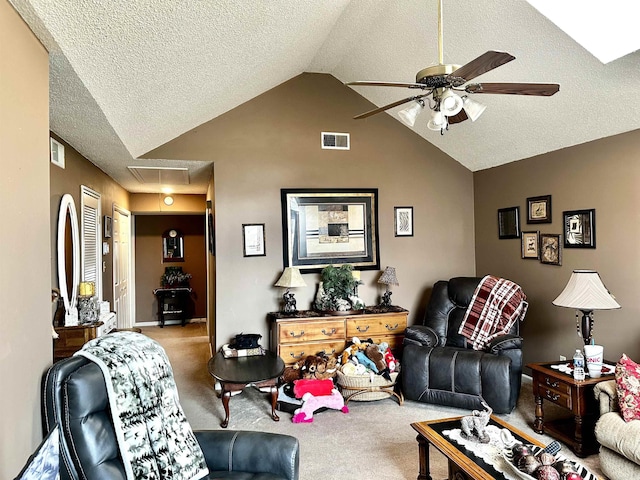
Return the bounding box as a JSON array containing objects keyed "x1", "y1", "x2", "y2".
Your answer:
[
  {"x1": 242, "y1": 223, "x2": 266, "y2": 257},
  {"x1": 527, "y1": 195, "x2": 552, "y2": 224},
  {"x1": 563, "y1": 209, "x2": 595, "y2": 248},
  {"x1": 540, "y1": 233, "x2": 562, "y2": 265},
  {"x1": 103, "y1": 215, "x2": 112, "y2": 238},
  {"x1": 498, "y1": 206, "x2": 520, "y2": 239},
  {"x1": 521, "y1": 231, "x2": 540, "y2": 259},
  {"x1": 394, "y1": 206, "x2": 414, "y2": 237}
]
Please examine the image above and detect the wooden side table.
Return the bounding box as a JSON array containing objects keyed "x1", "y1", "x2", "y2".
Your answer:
[
  {"x1": 527, "y1": 362, "x2": 614, "y2": 457},
  {"x1": 54, "y1": 322, "x2": 103, "y2": 362},
  {"x1": 153, "y1": 287, "x2": 193, "y2": 327}
]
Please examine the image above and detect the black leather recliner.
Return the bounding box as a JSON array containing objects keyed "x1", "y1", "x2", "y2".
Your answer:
[
  {"x1": 42, "y1": 355, "x2": 300, "y2": 480},
  {"x1": 401, "y1": 277, "x2": 524, "y2": 414}
]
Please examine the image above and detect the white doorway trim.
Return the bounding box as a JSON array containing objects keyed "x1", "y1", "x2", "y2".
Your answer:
[{"x1": 112, "y1": 204, "x2": 133, "y2": 328}]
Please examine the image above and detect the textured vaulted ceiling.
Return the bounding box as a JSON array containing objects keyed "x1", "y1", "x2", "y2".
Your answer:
[{"x1": 9, "y1": 0, "x2": 640, "y2": 193}]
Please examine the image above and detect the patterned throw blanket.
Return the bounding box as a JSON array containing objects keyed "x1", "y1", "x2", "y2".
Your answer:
[
  {"x1": 458, "y1": 275, "x2": 528, "y2": 350},
  {"x1": 76, "y1": 332, "x2": 208, "y2": 480}
]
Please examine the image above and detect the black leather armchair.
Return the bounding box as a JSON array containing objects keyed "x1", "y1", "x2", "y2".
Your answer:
[
  {"x1": 42, "y1": 355, "x2": 300, "y2": 480},
  {"x1": 401, "y1": 277, "x2": 524, "y2": 414}
]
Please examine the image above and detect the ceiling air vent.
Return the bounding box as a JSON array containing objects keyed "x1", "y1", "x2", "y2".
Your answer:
[
  {"x1": 128, "y1": 166, "x2": 190, "y2": 185},
  {"x1": 321, "y1": 132, "x2": 350, "y2": 150}
]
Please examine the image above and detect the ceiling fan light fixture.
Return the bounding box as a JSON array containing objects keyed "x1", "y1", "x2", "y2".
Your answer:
[
  {"x1": 461, "y1": 95, "x2": 487, "y2": 122},
  {"x1": 398, "y1": 100, "x2": 424, "y2": 127},
  {"x1": 440, "y1": 89, "x2": 463, "y2": 116},
  {"x1": 427, "y1": 110, "x2": 448, "y2": 131}
]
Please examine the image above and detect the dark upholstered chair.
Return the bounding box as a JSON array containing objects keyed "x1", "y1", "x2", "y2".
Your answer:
[
  {"x1": 42, "y1": 355, "x2": 300, "y2": 480},
  {"x1": 401, "y1": 277, "x2": 524, "y2": 413}
]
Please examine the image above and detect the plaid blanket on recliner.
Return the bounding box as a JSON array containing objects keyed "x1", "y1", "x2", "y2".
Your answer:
[{"x1": 458, "y1": 275, "x2": 528, "y2": 350}]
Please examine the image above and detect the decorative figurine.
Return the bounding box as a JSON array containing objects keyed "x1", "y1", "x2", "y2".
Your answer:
[{"x1": 460, "y1": 402, "x2": 493, "y2": 443}]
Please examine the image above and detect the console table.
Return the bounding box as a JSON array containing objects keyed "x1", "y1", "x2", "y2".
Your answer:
[
  {"x1": 153, "y1": 287, "x2": 192, "y2": 327},
  {"x1": 268, "y1": 307, "x2": 408, "y2": 365}
]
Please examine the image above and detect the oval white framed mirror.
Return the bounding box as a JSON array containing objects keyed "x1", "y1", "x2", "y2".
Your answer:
[{"x1": 57, "y1": 194, "x2": 80, "y2": 325}]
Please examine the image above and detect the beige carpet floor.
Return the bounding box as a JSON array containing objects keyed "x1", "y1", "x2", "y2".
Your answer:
[{"x1": 142, "y1": 323, "x2": 606, "y2": 480}]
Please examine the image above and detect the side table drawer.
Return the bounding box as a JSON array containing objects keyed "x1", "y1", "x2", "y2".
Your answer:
[
  {"x1": 540, "y1": 375, "x2": 571, "y2": 395},
  {"x1": 279, "y1": 340, "x2": 346, "y2": 364},
  {"x1": 542, "y1": 387, "x2": 572, "y2": 409},
  {"x1": 279, "y1": 319, "x2": 345, "y2": 344}
]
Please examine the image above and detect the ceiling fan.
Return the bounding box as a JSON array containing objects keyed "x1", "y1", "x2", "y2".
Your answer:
[{"x1": 346, "y1": 0, "x2": 560, "y2": 134}]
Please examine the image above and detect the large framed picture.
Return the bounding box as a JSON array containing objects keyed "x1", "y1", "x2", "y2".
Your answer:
[
  {"x1": 394, "y1": 206, "x2": 413, "y2": 237},
  {"x1": 563, "y1": 209, "x2": 596, "y2": 248},
  {"x1": 527, "y1": 195, "x2": 552, "y2": 224},
  {"x1": 498, "y1": 206, "x2": 520, "y2": 239},
  {"x1": 521, "y1": 231, "x2": 540, "y2": 259},
  {"x1": 242, "y1": 223, "x2": 265, "y2": 257},
  {"x1": 281, "y1": 188, "x2": 380, "y2": 273},
  {"x1": 540, "y1": 233, "x2": 562, "y2": 265}
]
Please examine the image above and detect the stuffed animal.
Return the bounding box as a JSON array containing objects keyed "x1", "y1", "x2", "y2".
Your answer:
[
  {"x1": 292, "y1": 389, "x2": 349, "y2": 423},
  {"x1": 383, "y1": 348, "x2": 398, "y2": 373},
  {"x1": 365, "y1": 344, "x2": 386, "y2": 372},
  {"x1": 281, "y1": 354, "x2": 338, "y2": 384},
  {"x1": 354, "y1": 350, "x2": 378, "y2": 373},
  {"x1": 293, "y1": 378, "x2": 334, "y2": 398}
]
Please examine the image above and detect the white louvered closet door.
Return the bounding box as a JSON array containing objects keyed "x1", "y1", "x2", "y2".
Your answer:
[{"x1": 81, "y1": 186, "x2": 101, "y2": 299}]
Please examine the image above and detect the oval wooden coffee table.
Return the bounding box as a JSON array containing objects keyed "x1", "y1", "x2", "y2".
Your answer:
[{"x1": 208, "y1": 351, "x2": 285, "y2": 428}]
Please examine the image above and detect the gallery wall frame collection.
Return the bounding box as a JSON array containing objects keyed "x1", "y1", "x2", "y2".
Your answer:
[{"x1": 281, "y1": 188, "x2": 380, "y2": 273}]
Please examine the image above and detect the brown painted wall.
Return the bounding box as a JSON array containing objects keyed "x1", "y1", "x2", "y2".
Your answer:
[
  {"x1": 474, "y1": 129, "x2": 640, "y2": 368},
  {"x1": 145, "y1": 73, "x2": 476, "y2": 349},
  {"x1": 0, "y1": 1, "x2": 50, "y2": 476},
  {"x1": 49, "y1": 134, "x2": 130, "y2": 307},
  {"x1": 135, "y1": 215, "x2": 207, "y2": 323}
]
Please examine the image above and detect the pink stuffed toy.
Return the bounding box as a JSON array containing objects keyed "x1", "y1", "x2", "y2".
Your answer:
[
  {"x1": 292, "y1": 389, "x2": 349, "y2": 423},
  {"x1": 293, "y1": 378, "x2": 334, "y2": 398}
]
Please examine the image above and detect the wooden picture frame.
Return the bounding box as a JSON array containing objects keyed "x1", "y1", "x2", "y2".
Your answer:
[
  {"x1": 540, "y1": 233, "x2": 562, "y2": 265},
  {"x1": 563, "y1": 209, "x2": 596, "y2": 248},
  {"x1": 103, "y1": 215, "x2": 112, "y2": 238},
  {"x1": 394, "y1": 206, "x2": 413, "y2": 237},
  {"x1": 498, "y1": 206, "x2": 520, "y2": 239},
  {"x1": 242, "y1": 223, "x2": 266, "y2": 257},
  {"x1": 281, "y1": 188, "x2": 380, "y2": 273},
  {"x1": 527, "y1": 195, "x2": 552, "y2": 224},
  {"x1": 521, "y1": 231, "x2": 540, "y2": 259}
]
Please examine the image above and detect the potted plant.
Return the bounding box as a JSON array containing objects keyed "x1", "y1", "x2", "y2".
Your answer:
[
  {"x1": 314, "y1": 264, "x2": 364, "y2": 313},
  {"x1": 160, "y1": 267, "x2": 192, "y2": 288}
]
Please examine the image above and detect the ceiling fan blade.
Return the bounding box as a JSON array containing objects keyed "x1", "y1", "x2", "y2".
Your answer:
[
  {"x1": 466, "y1": 82, "x2": 560, "y2": 96},
  {"x1": 448, "y1": 51, "x2": 515, "y2": 83},
  {"x1": 447, "y1": 110, "x2": 468, "y2": 125},
  {"x1": 353, "y1": 94, "x2": 429, "y2": 120},
  {"x1": 346, "y1": 80, "x2": 427, "y2": 89}
]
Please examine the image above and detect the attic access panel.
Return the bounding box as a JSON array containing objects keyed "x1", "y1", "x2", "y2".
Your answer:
[{"x1": 281, "y1": 188, "x2": 380, "y2": 273}]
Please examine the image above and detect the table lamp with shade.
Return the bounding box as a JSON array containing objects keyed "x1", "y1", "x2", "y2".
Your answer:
[
  {"x1": 552, "y1": 270, "x2": 620, "y2": 345},
  {"x1": 274, "y1": 267, "x2": 306, "y2": 314},
  {"x1": 378, "y1": 266, "x2": 399, "y2": 307}
]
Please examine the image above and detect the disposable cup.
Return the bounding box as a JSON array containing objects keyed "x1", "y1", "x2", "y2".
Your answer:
[
  {"x1": 584, "y1": 344, "x2": 604, "y2": 367},
  {"x1": 588, "y1": 364, "x2": 602, "y2": 379}
]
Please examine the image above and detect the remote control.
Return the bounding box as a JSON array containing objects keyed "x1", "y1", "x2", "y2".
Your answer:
[{"x1": 543, "y1": 440, "x2": 562, "y2": 456}]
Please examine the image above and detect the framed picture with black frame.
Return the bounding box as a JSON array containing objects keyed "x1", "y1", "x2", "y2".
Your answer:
[
  {"x1": 498, "y1": 206, "x2": 520, "y2": 239},
  {"x1": 521, "y1": 231, "x2": 540, "y2": 259},
  {"x1": 540, "y1": 233, "x2": 562, "y2": 265},
  {"x1": 563, "y1": 209, "x2": 596, "y2": 248},
  {"x1": 281, "y1": 188, "x2": 380, "y2": 273},
  {"x1": 526, "y1": 195, "x2": 552, "y2": 224},
  {"x1": 103, "y1": 215, "x2": 112, "y2": 238},
  {"x1": 394, "y1": 206, "x2": 413, "y2": 237},
  {"x1": 242, "y1": 223, "x2": 266, "y2": 257}
]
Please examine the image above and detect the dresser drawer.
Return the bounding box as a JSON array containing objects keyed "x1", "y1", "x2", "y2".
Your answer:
[
  {"x1": 346, "y1": 313, "x2": 407, "y2": 337},
  {"x1": 369, "y1": 334, "x2": 403, "y2": 352},
  {"x1": 278, "y1": 319, "x2": 345, "y2": 344},
  {"x1": 542, "y1": 387, "x2": 572, "y2": 409},
  {"x1": 279, "y1": 340, "x2": 346, "y2": 364}
]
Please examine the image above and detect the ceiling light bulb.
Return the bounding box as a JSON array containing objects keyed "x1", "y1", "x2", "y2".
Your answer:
[
  {"x1": 462, "y1": 96, "x2": 487, "y2": 122},
  {"x1": 440, "y1": 90, "x2": 463, "y2": 116},
  {"x1": 164, "y1": 195, "x2": 174, "y2": 206},
  {"x1": 427, "y1": 111, "x2": 448, "y2": 131},
  {"x1": 398, "y1": 100, "x2": 424, "y2": 127}
]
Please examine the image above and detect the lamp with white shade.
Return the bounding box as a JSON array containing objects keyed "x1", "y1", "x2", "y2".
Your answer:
[
  {"x1": 274, "y1": 267, "x2": 307, "y2": 314},
  {"x1": 552, "y1": 270, "x2": 620, "y2": 344}
]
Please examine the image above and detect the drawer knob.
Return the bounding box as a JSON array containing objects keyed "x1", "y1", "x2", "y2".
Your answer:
[
  {"x1": 385, "y1": 323, "x2": 399, "y2": 330},
  {"x1": 321, "y1": 328, "x2": 336, "y2": 336},
  {"x1": 356, "y1": 325, "x2": 370, "y2": 332},
  {"x1": 289, "y1": 330, "x2": 305, "y2": 338},
  {"x1": 289, "y1": 351, "x2": 305, "y2": 359},
  {"x1": 545, "y1": 378, "x2": 559, "y2": 388},
  {"x1": 545, "y1": 389, "x2": 560, "y2": 401}
]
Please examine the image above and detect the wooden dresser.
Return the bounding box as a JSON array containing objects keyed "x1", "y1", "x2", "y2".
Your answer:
[{"x1": 268, "y1": 307, "x2": 408, "y2": 365}]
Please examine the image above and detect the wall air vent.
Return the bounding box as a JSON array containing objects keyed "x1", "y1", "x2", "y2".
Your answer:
[
  {"x1": 50, "y1": 137, "x2": 65, "y2": 168},
  {"x1": 128, "y1": 166, "x2": 190, "y2": 185},
  {"x1": 321, "y1": 132, "x2": 350, "y2": 150}
]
